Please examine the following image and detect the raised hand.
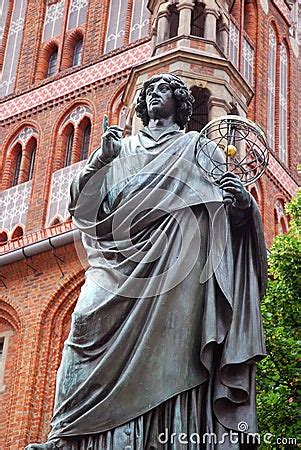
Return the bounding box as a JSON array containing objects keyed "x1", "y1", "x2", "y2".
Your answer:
[
  {"x1": 218, "y1": 171, "x2": 251, "y2": 208},
  {"x1": 98, "y1": 126, "x2": 123, "y2": 164}
]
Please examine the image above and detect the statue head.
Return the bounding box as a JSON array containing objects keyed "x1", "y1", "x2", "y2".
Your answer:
[{"x1": 136, "y1": 73, "x2": 194, "y2": 130}]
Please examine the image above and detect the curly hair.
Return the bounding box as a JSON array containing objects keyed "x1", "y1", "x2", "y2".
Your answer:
[{"x1": 135, "y1": 73, "x2": 194, "y2": 130}]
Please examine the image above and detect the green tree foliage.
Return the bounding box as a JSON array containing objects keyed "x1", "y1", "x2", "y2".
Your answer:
[{"x1": 257, "y1": 190, "x2": 300, "y2": 445}]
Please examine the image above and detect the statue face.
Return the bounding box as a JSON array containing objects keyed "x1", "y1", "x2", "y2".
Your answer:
[{"x1": 145, "y1": 79, "x2": 177, "y2": 121}]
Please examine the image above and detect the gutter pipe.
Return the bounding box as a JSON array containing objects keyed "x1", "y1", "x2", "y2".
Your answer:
[{"x1": 0, "y1": 229, "x2": 80, "y2": 267}]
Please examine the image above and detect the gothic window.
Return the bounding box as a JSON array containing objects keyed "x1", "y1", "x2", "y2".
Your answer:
[
  {"x1": 279, "y1": 44, "x2": 288, "y2": 164},
  {"x1": 47, "y1": 48, "x2": 58, "y2": 77},
  {"x1": 72, "y1": 38, "x2": 83, "y2": 66},
  {"x1": 104, "y1": 0, "x2": 129, "y2": 53},
  {"x1": 216, "y1": 17, "x2": 224, "y2": 53},
  {"x1": 42, "y1": 1, "x2": 65, "y2": 42},
  {"x1": 274, "y1": 199, "x2": 288, "y2": 235},
  {"x1": 11, "y1": 225, "x2": 24, "y2": 240},
  {"x1": 229, "y1": 21, "x2": 239, "y2": 68},
  {"x1": 241, "y1": 0, "x2": 255, "y2": 86},
  {"x1": 130, "y1": 0, "x2": 150, "y2": 42},
  {"x1": 12, "y1": 148, "x2": 22, "y2": 187},
  {"x1": 65, "y1": 129, "x2": 74, "y2": 167},
  {"x1": 267, "y1": 26, "x2": 277, "y2": 150},
  {"x1": 119, "y1": 106, "x2": 127, "y2": 129},
  {"x1": 67, "y1": 0, "x2": 89, "y2": 30},
  {"x1": 0, "y1": 0, "x2": 27, "y2": 97},
  {"x1": 0, "y1": 0, "x2": 11, "y2": 51},
  {"x1": 187, "y1": 87, "x2": 210, "y2": 132},
  {"x1": 191, "y1": 2, "x2": 205, "y2": 38},
  {"x1": 169, "y1": 5, "x2": 179, "y2": 39},
  {"x1": 0, "y1": 332, "x2": 14, "y2": 390},
  {"x1": 242, "y1": 37, "x2": 254, "y2": 85},
  {"x1": 0, "y1": 231, "x2": 8, "y2": 245},
  {"x1": 80, "y1": 123, "x2": 91, "y2": 161},
  {"x1": 28, "y1": 145, "x2": 36, "y2": 181}
]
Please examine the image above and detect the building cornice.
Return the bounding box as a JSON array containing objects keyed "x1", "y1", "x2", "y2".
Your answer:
[
  {"x1": 0, "y1": 42, "x2": 152, "y2": 124},
  {"x1": 123, "y1": 45, "x2": 254, "y2": 105}
]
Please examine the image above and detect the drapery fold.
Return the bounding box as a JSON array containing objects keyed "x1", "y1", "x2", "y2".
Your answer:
[{"x1": 48, "y1": 128, "x2": 267, "y2": 448}]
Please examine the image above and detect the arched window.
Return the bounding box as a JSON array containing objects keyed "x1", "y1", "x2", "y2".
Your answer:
[
  {"x1": 267, "y1": 26, "x2": 277, "y2": 149},
  {"x1": 169, "y1": 5, "x2": 179, "y2": 39},
  {"x1": 65, "y1": 129, "x2": 74, "y2": 167},
  {"x1": 49, "y1": 216, "x2": 63, "y2": 227},
  {"x1": 191, "y1": 2, "x2": 205, "y2": 38},
  {"x1": 12, "y1": 149, "x2": 22, "y2": 187},
  {"x1": 187, "y1": 87, "x2": 210, "y2": 132},
  {"x1": 28, "y1": 145, "x2": 36, "y2": 181},
  {"x1": 47, "y1": 48, "x2": 58, "y2": 77},
  {"x1": 0, "y1": 231, "x2": 8, "y2": 246},
  {"x1": 11, "y1": 226, "x2": 23, "y2": 240},
  {"x1": 119, "y1": 106, "x2": 127, "y2": 128},
  {"x1": 274, "y1": 199, "x2": 288, "y2": 235},
  {"x1": 80, "y1": 123, "x2": 91, "y2": 161},
  {"x1": 67, "y1": 0, "x2": 89, "y2": 30},
  {"x1": 279, "y1": 44, "x2": 288, "y2": 164},
  {"x1": 72, "y1": 38, "x2": 83, "y2": 66},
  {"x1": 104, "y1": 0, "x2": 129, "y2": 53},
  {"x1": 216, "y1": 17, "x2": 225, "y2": 53},
  {"x1": 0, "y1": 0, "x2": 27, "y2": 97},
  {"x1": 130, "y1": 0, "x2": 150, "y2": 42}
]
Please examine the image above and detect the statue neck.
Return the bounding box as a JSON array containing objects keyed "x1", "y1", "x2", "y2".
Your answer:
[
  {"x1": 148, "y1": 116, "x2": 176, "y2": 130},
  {"x1": 147, "y1": 117, "x2": 177, "y2": 140}
]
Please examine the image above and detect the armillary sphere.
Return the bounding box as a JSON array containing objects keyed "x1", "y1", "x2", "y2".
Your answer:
[{"x1": 195, "y1": 115, "x2": 270, "y2": 187}]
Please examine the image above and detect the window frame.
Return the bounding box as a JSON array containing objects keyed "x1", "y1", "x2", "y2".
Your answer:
[
  {"x1": 72, "y1": 38, "x2": 83, "y2": 67},
  {"x1": 0, "y1": 331, "x2": 13, "y2": 392},
  {"x1": 12, "y1": 150, "x2": 22, "y2": 187},
  {"x1": 279, "y1": 43, "x2": 288, "y2": 164},
  {"x1": 47, "y1": 47, "x2": 58, "y2": 77},
  {"x1": 28, "y1": 145, "x2": 36, "y2": 181},
  {"x1": 80, "y1": 123, "x2": 91, "y2": 161},
  {"x1": 65, "y1": 129, "x2": 74, "y2": 167},
  {"x1": 267, "y1": 25, "x2": 277, "y2": 150}
]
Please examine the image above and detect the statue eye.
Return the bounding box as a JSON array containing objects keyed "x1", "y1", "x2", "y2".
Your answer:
[{"x1": 160, "y1": 85, "x2": 170, "y2": 92}]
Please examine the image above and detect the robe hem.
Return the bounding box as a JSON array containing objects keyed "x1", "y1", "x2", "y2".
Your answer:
[{"x1": 50, "y1": 378, "x2": 208, "y2": 439}]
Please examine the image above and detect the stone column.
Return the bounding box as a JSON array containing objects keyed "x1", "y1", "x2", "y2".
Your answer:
[
  {"x1": 204, "y1": 9, "x2": 219, "y2": 42},
  {"x1": 156, "y1": 4, "x2": 170, "y2": 44},
  {"x1": 218, "y1": 22, "x2": 229, "y2": 55},
  {"x1": 177, "y1": 0, "x2": 194, "y2": 36}
]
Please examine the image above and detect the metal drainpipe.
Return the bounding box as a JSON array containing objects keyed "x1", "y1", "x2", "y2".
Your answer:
[{"x1": 0, "y1": 229, "x2": 80, "y2": 267}]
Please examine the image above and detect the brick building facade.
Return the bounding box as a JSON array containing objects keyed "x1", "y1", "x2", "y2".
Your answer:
[{"x1": 0, "y1": 1, "x2": 300, "y2": 448}]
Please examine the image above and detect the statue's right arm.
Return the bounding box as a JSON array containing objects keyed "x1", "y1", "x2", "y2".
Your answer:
[{"x1": 68, "y1": 126, "x2": 123, "y2": 217}]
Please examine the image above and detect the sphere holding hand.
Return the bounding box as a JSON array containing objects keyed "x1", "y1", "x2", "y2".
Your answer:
[{"x1": 218, "y1": 172, "x2": 251, "y2": 208}]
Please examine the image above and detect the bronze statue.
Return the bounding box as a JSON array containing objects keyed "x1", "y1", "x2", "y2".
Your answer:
[{"x1": 26, "y1": 74, "x2": 267, "y2": 449}]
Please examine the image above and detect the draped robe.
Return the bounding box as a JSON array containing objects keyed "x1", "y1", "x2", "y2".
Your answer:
[{"x1": 48, "y1": 125, "x2": 267, "y2": 449}]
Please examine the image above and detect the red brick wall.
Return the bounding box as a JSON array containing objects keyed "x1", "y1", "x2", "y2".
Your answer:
[
  {"x1": 0, "y1": 244, "x2": 84, "y2": 449},
  {"x1": 0, "y1": 0, "x2": 299, "y2": 448}
]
